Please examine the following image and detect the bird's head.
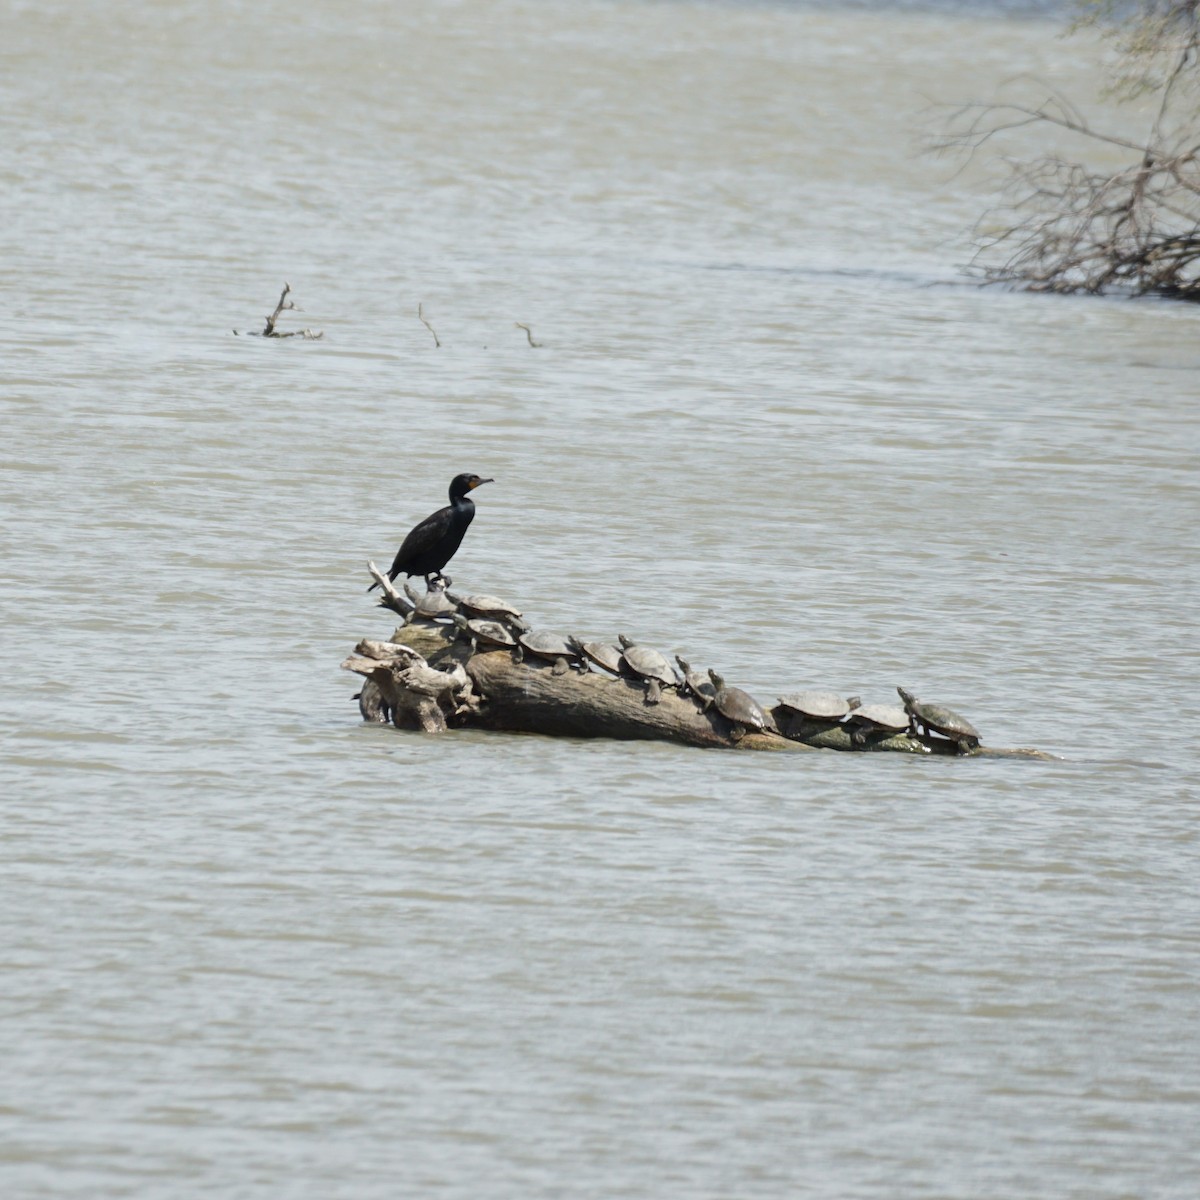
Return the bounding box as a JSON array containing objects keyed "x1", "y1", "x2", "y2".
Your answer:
[{"x1": 450, "y1": 473, "x2": 494, "y2": 500}]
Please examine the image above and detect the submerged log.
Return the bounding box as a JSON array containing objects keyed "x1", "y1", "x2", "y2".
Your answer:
[{"x1": 344, "y1": 618, "x2": 1054, "y2": 759}]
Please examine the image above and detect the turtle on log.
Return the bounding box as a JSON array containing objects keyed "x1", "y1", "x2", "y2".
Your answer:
[
  {"x1": 843, "y1": 700, "x2": 909, "y2": 748},
  {"x1": 403, "y1": 580, "x2": 459, "y2": 624},
  {"x1": 570, "y1": 638, "x2": 624, "y2": 676},
  {"x1": 617, "y1": 634, "x2": 677, "y2": 704},
  {"x1": 452, "y1": 613, "x2": 518, "y2": 655},
  {"x1": 517, "y1": 631, "x2": 583, "y2": 676},
  {"x1": 706, "y1": 669, "x2": 771, "y2": 742},
  {"x1": 896, "y1": 687, "x2": 980, "y2": 754},
  {"x1": 675, "y1": 656, "x2": 715, "y2": 706},
  {"x1": 451, "y1": 591, "x2": 529, "y2": 632}
]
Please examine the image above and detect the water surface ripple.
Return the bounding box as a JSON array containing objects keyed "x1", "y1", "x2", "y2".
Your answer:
[{"x1": 2, "y1": 1, "x2": 1198, "y2": 1197}]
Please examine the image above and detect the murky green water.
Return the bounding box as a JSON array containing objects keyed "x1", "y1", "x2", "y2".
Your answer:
[{"x1": 2, "y1": 1, "x2": 1198, "y2": 1196}]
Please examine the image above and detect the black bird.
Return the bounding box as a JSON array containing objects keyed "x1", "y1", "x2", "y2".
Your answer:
[{"x1": 368, "y1": 473, "x2": 494, "y2": 591}]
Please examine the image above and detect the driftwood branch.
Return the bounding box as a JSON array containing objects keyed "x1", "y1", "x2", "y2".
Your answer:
[
  {"x1": 264, "y1": 282, "x2": 296, "y2": 335},
  {"x1": 342, "y1": 635, "x2": 476, "y2": 731},
  {"x1": 366, "y1": 560, "x2": 414, "y2": 619},
  {"x1": 515, "y1": 322, "x2": 542, "y2": 348},
  {"x1": 233, "y1": 282, "x2": 324, "y2": 338}
]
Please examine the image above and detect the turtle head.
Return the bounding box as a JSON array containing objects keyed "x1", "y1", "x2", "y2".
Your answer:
[
  {"x1": 617, "y1": 633, "x2": 635, "y2": 650},
  {"x1": 707, "y1": 669, "x2": 724, "y2": 689},
  {"x1": 847, "y1": 695, "x2": 863, "y2": 711},
  {"x1": 896, "y1": 687, "x2": 917, "y2": 708},
  {"x1": 675, "y1": 655, "x2": 691, "y2": 672}
]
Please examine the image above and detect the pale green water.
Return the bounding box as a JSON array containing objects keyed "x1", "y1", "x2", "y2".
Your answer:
[{"x1": 2, "y1": 1, "x2": 1199, "y2": 1196}]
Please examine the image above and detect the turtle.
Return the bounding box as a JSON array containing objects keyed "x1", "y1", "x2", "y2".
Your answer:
[
  {"x1": 617, "y1": 633, "x2": 678, "y2": 704},
  {"x1": 706, "y1": 670, "x2": 771, "y2": 742},
  {"x1": 675, "y1": 656, "x2": 715, "y2": 705},
  {"x1": 451, "y1": 612, "x2": 518, "y2": 654},
  {"x1": 570, "y1": 638, "x2": 624, "y2": 676},
  {"x1": 403, "y1": 580, "x2": 458, "y2": 624},
  {"x1": 450, "y1": 591, "x2": 529, "y2": 632},
  {"x1": 517, "y1": 631, "x2": 582, "y2": 675},
  {"x1": 843, "y1": 699, "x2": 910, "y2": 748},
  {"x1": 896, "y1": 687, "x2": 980, "y2": 754},
  {"x1": 776, "y1": 690, "x2": 858, "y2": 723}
]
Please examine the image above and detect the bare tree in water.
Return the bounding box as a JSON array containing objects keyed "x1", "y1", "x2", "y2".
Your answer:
[{"x1": 937, "y1": 1, "x2": 1200, "y2": 300}]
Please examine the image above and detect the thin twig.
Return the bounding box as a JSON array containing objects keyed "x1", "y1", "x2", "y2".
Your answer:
[
  {"x1": 418, "y1": 304, "x2": 440, "y2": 348},
  {"x1": 515, "y1": 322, "x2": 542, "y2": 348}
]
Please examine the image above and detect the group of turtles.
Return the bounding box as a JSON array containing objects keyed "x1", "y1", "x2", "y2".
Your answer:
[
  {"x1": 774, "y1": 687, "x2": 980, "y2": 754},
  {"x1": 392, "y1": 580, "x2": 981, "y2": 752}
]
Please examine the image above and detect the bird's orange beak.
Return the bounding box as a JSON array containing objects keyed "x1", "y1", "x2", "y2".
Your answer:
[{"x1": 470, "y1": 477, "x2": 494, "y2": 490}]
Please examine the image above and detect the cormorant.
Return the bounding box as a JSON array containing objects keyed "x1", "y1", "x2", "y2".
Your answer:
[{"x1": 368, "y1": 473, "x2": 493, "y2": 592}]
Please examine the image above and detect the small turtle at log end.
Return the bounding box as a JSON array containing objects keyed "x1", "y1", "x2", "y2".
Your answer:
[
  {"x1": 518, "y1": 631, "x2": 583, "y2": 676},
  {"x1": 707, "y1": 670, "x2": 770, "y2": 742},
  {"x1": 570, "y1": 638, "x2": 623, "y2": 676},
  {"x1": 617, "y1": 633, "x2": 677, "y2": 704},
  {"x1": 452, "y1": 612, "x2": 517, "y2": 654},
  {"x1": 776, "y1": 690, "x2": 855, "y2": 723},
  {"x1": 676, "y1": 656, "x2": 715, "y2": 706},
  {"x1": 843, "y1": 699, "x2": 909, "y2": 748},
  {"x1": 403, "y1": 580, "x2": 458, "y2": 624},
  {"x1": 452, "y1": 592, "x2": 529, "y2": 632},
  {"x1": 897, "y1": 687, "x2": 980, "y2": 754}
]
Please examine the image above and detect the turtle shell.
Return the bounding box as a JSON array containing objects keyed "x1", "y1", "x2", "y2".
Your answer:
[
  {"x1": 915, "y1": 703, "x2": 979, "y2": 741},
  {"x1": 404, "y1": 581, "x2": 458, "y2": 619},
  {"x1": 621, "y1": 645, "x2": 676, "y2": 686},
  {"x1": 576, "y1": 640, "x2": 623, "y2": 675},
  {"x1": 519, "y1": 631, "x2": 577, "y2": 661},
  {"x1": 462, "y1": 617, "x2": 516, "y2": 648},
  {"x1": 458, "y1": 593, "x2": 522, "y2": 622},
  {"x1": 715, "y1": 684, "x2": 769, "y2": 731},
  {"x1": 777, "y1": 690, "x2": 852, "y2": 720},
  {"x1": 845, "y1": 703, "x2": 908, "y2": 731},
  {"x1": 897, "y1": 688, "x2": 980, "y2": 743},
  {"x1": 676, "y1": 656, "x2": 715, "y2": 701}
]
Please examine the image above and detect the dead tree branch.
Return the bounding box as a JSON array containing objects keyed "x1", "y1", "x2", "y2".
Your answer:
[
  {"x1": 233, "y1": 282, "x2": 324, "y2": 338},
  {"x1": 418, "y1": 304, "x2": 440, "y2": 347},
  {"x1": 933, "y1": 3, "x2": 1200, "y2": 300}
]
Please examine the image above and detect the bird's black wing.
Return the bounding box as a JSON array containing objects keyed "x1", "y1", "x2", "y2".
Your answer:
[{"x1": 387, "y1": 503, "x2": 455, "y2": 579}]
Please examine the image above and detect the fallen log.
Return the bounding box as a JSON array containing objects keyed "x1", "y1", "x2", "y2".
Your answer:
[{"x1": 343, "y1": 614, "x2": 1054, "y2": 759}]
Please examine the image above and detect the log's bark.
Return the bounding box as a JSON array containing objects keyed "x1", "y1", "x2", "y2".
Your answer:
[
  {"x1": 467, "y1": 649, "x2": 806, "y2": 750},
  {"x1": 343, "y1": 621, "x2": 1054, "y2": 759}
]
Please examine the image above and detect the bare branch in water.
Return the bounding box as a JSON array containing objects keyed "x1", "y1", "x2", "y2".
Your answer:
[
  {"x1": 418, "y1": 304, "x2": 441, "y2": 347},
  {"x1": 233, "y1": 282, "x2": 324, "y2": 338},
  {"x1": 263, "y1": 282, "x2": 295, "y2": 335},
  {"x1": 515, "y1": 322, "x2": 542, "y2": 348},
  {"x1": 930, "y1": 5, "x2": 1200, "y2": 301}
]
